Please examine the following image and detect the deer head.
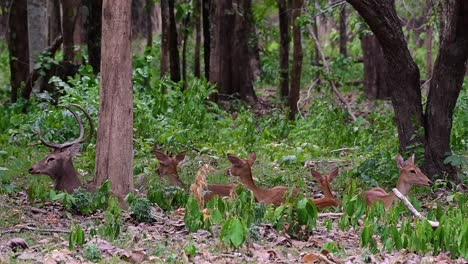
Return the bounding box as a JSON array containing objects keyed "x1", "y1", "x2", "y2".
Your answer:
[
  {"x1": 226, "y1": 152, "x2": 257, "y2": 189},
  {"x1": 28, "y1": 104, "x2": 93, "y2": 193},
  {"x1": 310, "y1": 167, "x2": 339, "y2": 199},
  {"x1": 396, "y1": 154, "x2": 432, "y2": 188},
  {"x1": 154, "y1": 149, "x2": 186, "y2": 188}
]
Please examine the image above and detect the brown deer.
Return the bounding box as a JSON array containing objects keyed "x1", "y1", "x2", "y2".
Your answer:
[
  {"x1": 154, "y1": 150, "x2": 234, "y2": 201},
  {"x1": 226, "y1": 153, "x2": 340, "y2": 208},
  {"x1": 28, "y1": 104, "x2": 93, "y2": 193},
  {"x1": 364, "y1": 154, "x2": 432, "y2": 209}
]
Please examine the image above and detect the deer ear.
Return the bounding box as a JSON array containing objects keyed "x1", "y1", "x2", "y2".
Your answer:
[
  {"x1": 407, "y1": 154, "x2": 415, "y2": 164},
  {"x1": 155, "y1": 150, "x2": 171, "y2": 165},
  {"x1": 247, "y1": 152, "x2": 256, "y2": 165},
  {"x1": 175, "y1": 151, "x2": 186, "y2": 164},
  {"x1": 310, "y1": 169, "x2": 323, "y2": 181},
  {"x1": 227, "y1": 154, "x2": 242, "y2": 166},
  {"x1": 329, "y1": 167, "x2": 339, "y2": 182},
  {"x1": 65, "y1": 143, "x2": 81, "y2": 157},
  {"x1": 396, "y1": 153, "x2": 405, "y2": 169}
]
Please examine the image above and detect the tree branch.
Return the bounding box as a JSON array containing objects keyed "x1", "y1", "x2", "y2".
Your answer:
[{"x1": 392, "y1": 188, "x2": 439, "y2": 228}]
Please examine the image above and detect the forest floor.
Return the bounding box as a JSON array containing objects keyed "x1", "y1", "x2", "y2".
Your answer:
[
  {"x1": 0, "y1": 89, "x2": 466, "y2": 263},
  {"x1": 0, "y1": 188, "x2": 465, "y2": 264}
]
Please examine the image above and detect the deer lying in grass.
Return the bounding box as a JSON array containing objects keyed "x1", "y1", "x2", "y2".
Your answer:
[
  {"x1": 28, "y1": 104, "x2": 94, "y2": 193},
  {"x1": 154, "y1": 150, "x2": 234, "y2": 201},
  {"x1": 364, "y1": 154, "x2": 432, "y2": 209},
  {"x1": 226, "y1": 153, "x2": 340, "y2": 208}
]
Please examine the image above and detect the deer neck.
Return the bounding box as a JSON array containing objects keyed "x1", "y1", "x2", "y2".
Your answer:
[
  {"x1": 53, "y1": 160, "x2": 81, "y2": 193},
  {"x1": 395, "y1": 173, "x2": 411, "y2": 196},
  {"x1": 239, "y1": 170, "x2": 261, "y2": 193}
]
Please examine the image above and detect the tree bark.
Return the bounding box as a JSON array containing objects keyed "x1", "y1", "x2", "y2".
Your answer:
[
  {"x1": 339, "y1": 5, "x2": 347, "y2": 57},
  {"x1": 193, "y1": 0, "x2": 201, "y2": 78},
  {"x1": 288, "y1": 0, "x2": 303, "y2": 120},
  {"x1": 146, "y1": 0, "x2": 154, "y2": 48},
  {"x1": 48, "y1": 0, "x2": 61, "y2": 44},
  {"x1": 168, "y1": 0, "x2": 180, "y2": 82},
  {"x1": 160, "y1": 0, "x2": 169, "y2": 77},
  {"x1": 278, "y1": 0, "x2": 290, "y2": 99},
  {"x1": 84, "y1": 0, "x2": 102, "y2": 73},
  {"x1": 7, "y1": 0, "x2": 30, "y2": 103},
  {"x1": 424, "y1": 1, "x2": 432, "y2": 79},
  {"x1": 202, "y1": 0, "x2": 211, "y2": 79},
  {"x1": 94, "y1": 0, "x2": 134, "y2": 200},
  {"x1": 360, "y1": 34, "x2": 390, "y2": 99},
  {"x1": 61, "y1": 0, "x2": 80, "y2": 62},
  {"x1": 347, "y1": 0, "x2": 424, "y2": 153},
  {"x1": 27, "y1": 0, "x2": 48, "y2": 73},
  {"x1": 423, "y1": 0, "x2": 468, "y2": 181}
]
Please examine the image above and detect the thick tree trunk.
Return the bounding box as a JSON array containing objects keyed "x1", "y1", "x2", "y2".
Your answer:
[
  {"x1": 278, "y1": 0, "x2": 289, "y2": 99},
  {"x1": 339, "y1": 5, "x2": 347, "y2": 57},
  {"x1": 209, "y1": 0, "x2": 256, "y2": 102},
  {"x1": 209, "y1": 0, "x2": 233, "y2": 97},
  {"x1": 193, "y1": 0, "x2": 201, "y2": 78},
  {"x1": 231, "y1": 0, "x2": 257, "y2": 102},
  {"x1": 288, "y1": 0, "x2": 303, "y2": 120},
  {"x1": 7, "y1": 0, "x2": 30, "y2": 103},
  {"x1": 61, "y1": 0, "x2": 80, "y2": 62},
  {"x1": 160, "y1": 0, "x2": 170, "y2": 77},
  {"x1": 94, "y1": 0, "x2": 134, "y2": 200},
  {"x1": 168, "y1": 0, "x2": 180, "y2": 82},
  {"x1": 423, "y1": 0, "x2": 468, "y2": 181},
  {"x1": 48, "y1": 0, "x2": 61, "y2": 44},
  {"x1": 27, "y1": 0, "x2": 48, "y2": 73},
  {"x1": 347, "y1": 0, "x2": 424, "y2": 153},
  {"x1": 84, "y1": 0, "x2": 102, "y2": 73},
  {"x1": 202, "y1": 0, "x2": 211, "y2": 79},
  {"x1": 146, "y1": 0, "x2": 154, "y2": 48},
  {"x1": 361, "y1": 34, "x2": 390, "y2": 99}
]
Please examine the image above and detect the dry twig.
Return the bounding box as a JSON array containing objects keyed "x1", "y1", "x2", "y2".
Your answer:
[{"x1": 392, "y1": 188, "x2": 439, "y2": 228}]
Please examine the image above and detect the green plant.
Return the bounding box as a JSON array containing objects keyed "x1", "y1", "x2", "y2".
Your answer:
[
  {"x1": 69, "y1": 223, "x2": 86, "y2": 250},
  {"x1": 184, "y1": 197, "x2": 205, "y2": 232},
  {"x1": 99, "y1": 196, "x2": 122, "y2": 241},
  {"x1": 84, "y1": 243, "x2": 102, "y2": 262},
  {"x1": 220, "y1": 216, "x2": 248, "y2": 249},
  {"x1": 126, "y1": 193, "x2": 153, "y2": 223}
]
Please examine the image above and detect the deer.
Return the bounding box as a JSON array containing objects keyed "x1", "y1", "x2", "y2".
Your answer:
[
  {"x1": 154, "y1": 150, "x2": 234, "y2": 201},
  {"x1": 226, "y1": 152, "x2": 340, "y2": 208},
  {"x1": 28, "y1": 104, "x2": 94, "y2": 193},
  {"x1": 364, "y1": 154, "x2": 432, "y2": 209}
]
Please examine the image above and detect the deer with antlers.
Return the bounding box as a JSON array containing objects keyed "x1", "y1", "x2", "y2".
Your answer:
[
  {"x1": 364, "y1": 154, "x2": 432, "y2": 209},
  {"x1": 28, "y1": 104, "x2": 94, "y2": 193},
  {"x1": 154, "y1": 150, "x2": 234, "y2": 201},
  {"x1": 226, "y1": 152, "x2": 340, "y2": 208}
]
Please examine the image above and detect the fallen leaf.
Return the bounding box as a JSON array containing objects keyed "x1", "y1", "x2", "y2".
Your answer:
[
  {"x1": 8, "y1": 238, "x2": 28, "y2": 251},
  {"x1": 303, "y1": 253, "x2": 319, "y2": 263}
]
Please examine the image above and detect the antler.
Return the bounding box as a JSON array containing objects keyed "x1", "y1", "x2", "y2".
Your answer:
[{"x1": 35, "y1": 104, "x2": 93, "y2": 149}]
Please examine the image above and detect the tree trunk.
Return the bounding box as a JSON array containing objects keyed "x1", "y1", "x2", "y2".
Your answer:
[
  {"x1": 209, "y1": 0, "x2": 233, "y2": 98},
  {"x1": 146, "y1": 0, "x2": 154, "y2": 48},
  {"x1": 61, "y1": 0, "x2": 80, "y2": 62},
  {"x1": 182, "y1": 15, "x2": 189, "y2": 88},
  {"x1": 7, "y1": 0, "x2": 30, "y2": 103},
  {"x1": 48, "y1": 0, "x2": 61, "y2": 44},
  {"x1": 84, "y1": 0, "x2": 102, "y2": 73},
  {"x1": 160, "y1": 0, "x2": 169, "y2": 77},
  {"x1": 209, "y1": 0, "x2": 257, "y2": 102},
  {"x1": 288, "y1": 0, "x2": 303, "y2": 120},
  {"x1": 423, "y1": 0, "x2": 468, "y2": 181},
  {"x1": 339, "y1": 5, "x2": 347, "y2": 57},
  {"x1": 347, "y1": 0, "x2": 424, "y2": 153},
  {"x1": 424, "y1": 1, "x2": 432, "y2": 79},
  {"x1": 278, "y1": 0, "x2": 289, "y2": 99},
  {"x1": 131, "y1": 0, "x2": 146, "y2": 39},
  {"x1": 361, "y1": 34, "x2": 390, "y2": 99},
  {"x1": 193, "y1": 0, "x2": 201, "y2": 78},
  {"x1": 94, "y1": 0, "x2": 133, "y2": 200},
  {"x1": 202, "y1": 0, "x2": 211, "y2": 79},
  {"x1": 27, "y1": 0, "x2": 48, "y2": 73},
  {"x1": 168, "y1": 0, "x2": 180, "y2": 82},
  {"x1": 231, "y1": 0, "x2": 257, "y2": 102}
]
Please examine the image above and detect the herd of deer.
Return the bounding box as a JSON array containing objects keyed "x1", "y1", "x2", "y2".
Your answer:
[{"x1": 28, "y1": 105, "x2": 433, "y2": 211}]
